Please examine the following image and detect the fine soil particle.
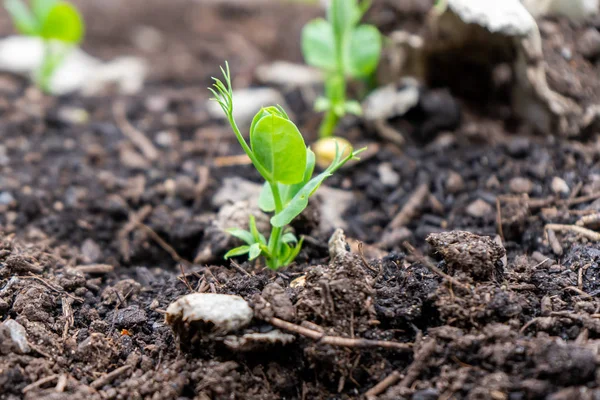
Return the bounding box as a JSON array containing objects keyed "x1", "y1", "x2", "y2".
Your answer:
[{"x1": 3, "y1": 1, "x2": 600, "y2": 399}]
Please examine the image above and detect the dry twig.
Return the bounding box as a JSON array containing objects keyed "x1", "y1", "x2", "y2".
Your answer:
[
  {"x1": 403, "y1": 242, "x2": 471, "y2": 292},
  {"x1": 90, "y1": 365, "x2": 132, "y2": 389},
  {"x1": 267, "y1": 317, "x2": 412, "y2": 351},
  {"x1": 545, "y1": 224, "x2": 600, "y2": 241},
  {"x1": 365, "y1": 339, "x2": 437, "y2": 399},
  {"x1": 388, "y1": 184, "x2": 429, "y2": 229},
  {"x1": 113, "y1": 101, "x2": 159, "y2": 161},
  {"x1": 22, "y1": 374, "x2": 59, "y2": 393},
  {"x1": 137, "y1": 222, "x2": 192, "y2": 266},
  {"x1": 74, "y1": 264, "x2": 114, "y2": 274}
]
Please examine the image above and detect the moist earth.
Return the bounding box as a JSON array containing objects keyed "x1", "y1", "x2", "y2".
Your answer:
[{"x1": 2, "y1": 1, "x2": 600, "y2": 399}]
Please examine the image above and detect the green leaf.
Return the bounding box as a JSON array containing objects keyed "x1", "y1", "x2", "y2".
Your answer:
[
  {"x1": 226, "y1": 228, "x2": 255, "y2": 246},
  {"x1": 41, "y1": 1, "x2": 84, "y2": 43},
  {"x1": 31, "y1": 0, "x2": 57, "y2": 23},
  {"x1": 314, "y1": 97, "x2": 331, "y2": 112},
  {"x1": 328, "y1": 0, "x2": 359, "y2": 39},
  {"x1": 248, "y1": 215, "x2": 266, "y2": 245},
  {"x1": 251, "y1": 114, "x2": 307, "y2": 185},
  {"x1": 345, "y1": 24, "x2": 381, "y2": 78},
  {"x1": 258, "y1": 182, "x2": 276, "y2": 213},
  {"x1": 282, "y1": 232, "x2": 298, "y2": 244},
  {"x1": 271, "y1": 147, "x2": 364, "y2": 227},
  {"x1": 287, "y1": 149, "x2": 316, "y2": 201},
  {"x1": 248, "y1": 243, "x2": 262, "y2": 260},
  {"x1": 250, "y1": 106, "x2": 288, "y2": 143},
  {"x1": 4, "y1": 0, "x2": 39, "y2": 35},
  {"x1": 283, "y1": 236, "x2": 304, "y2": 266},
  {"x1": 224, "y1": 245, "x2": 250, "y2": 259},
  {"x1": 344, "y1": 100, "x2": 363, "y2": 116},
  {"x1": 301, "y1": 19, "x2": 336, "y2": 71}
]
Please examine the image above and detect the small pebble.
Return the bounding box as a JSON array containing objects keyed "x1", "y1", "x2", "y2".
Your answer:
[
  {"x1": 445, "y1": 171, "x2": 465, "y2": 193},
  {"x1": 509, "y1": 177, "x2": 533, "y2": 194},
  {"x1": 81, "y1": 239, "x2": 102, "y2": 263},
  {"x1": 486, "y1": 175, "x2": 500, "y2": 190},
  {"x1": 175, "y1": 175, "x2": 196, "y2": 201},
  {"x1": 551, "y1": 177, "x2": 570, "y2": 196},
  {"x1": 466, "y1": 199, "x2": 493, "y2": 218},
  {"x1": 377, "y1": 162, "x2": 400, "y2": 187},
  {"x1": 506, "y1": 137, "x2": 530, "y2": 158},
  {"x1": 1, "y1": 319, "x2": 30, "y2": 354},
  {"x1": 0, "y1": 191, "x2": 15, "y2": 206},
  {"x1": 578, "y1": 28, "x2": 600, "y2": 59}
]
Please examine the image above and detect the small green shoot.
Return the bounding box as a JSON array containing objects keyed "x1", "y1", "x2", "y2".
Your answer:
[
  {"x1": 210, "y1": 63, "x2": 365, "y2": 270},
  {"x1": 302, "y1": 0, "x2": 381, "y2": 137},
  {"x1": 4, "y1": 0, "x2": 84, "y2": 93}
]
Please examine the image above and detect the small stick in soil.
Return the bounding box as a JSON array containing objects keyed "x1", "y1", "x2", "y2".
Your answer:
[
  {"x1": 61, "y1": 297, "x2": 74, "y2": 341},
  {"x1": 22, "y1": 374, "x2": 59, "y2": 393},
  {"x1": 562, "y1": 192, "x2": 600, "y2": 206},
  {"x1": 496, "y1": 198, "x2": 504, "y2": 242},
  {"x1": 113, "y1": 101, "x2": 159, "y2": 161},
  {"x1": 357, "y1": 242, "x2": 379, "y2": 274},
  {"x1": 403, "y1": 242, "x2": 471, "y2": 292},
  {"x1": 55, "y1": 374, "x2": 68, "y2": 392},
  {"x1": 365, "y1": 371, "x2": 402, "y2": 400},
  {"x1": 365, "y1": 339, "x2": 437, "y2": 399},
  {"x1": 266, "y1": 317, "x2": 412, "y2": 351},
  {"x1": 388, "y1": 183, "x2": 429, "y2": 229},
  {"x1": 544, "y1": 224, "x2": 600, "y2": 241},
  {"x1": 546, "y1": 229, "x2": 563, "y2": 256},
  {"x1": 90, "y1": 365, "x2": 132, "y2": 389},
  {"x1": 213, "y1": 154, "x2": 252, "y2": 167},
  {"x1": 564, "y1": 286, "x2": 593, "y2": 299},
  {"x1": 23, "y1": 273, "x2": 83, "y2": 303},
  {"x1": 576, "y1": 213, "x2": 600, "y2": 228},
  {"x1": 137, "y1": 222, "x2": 192, "y2": 266},
  {"x1": 119, "y1": 205, "x2": 153, "y2": 262},
  {"x1": 229, "y1": 260, "x2": 251, "y2": 277},
  {"x1": 178, "y1": 264, "x2": 195, "y2": 293},
  {"x1": 194, "y1": 165, "x2": 210, "y2": 208},
  {"x1": 74, "y1": 264, "x2": 114, "y2": 274}
]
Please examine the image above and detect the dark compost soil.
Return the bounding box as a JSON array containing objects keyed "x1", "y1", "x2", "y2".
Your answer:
[{"x1": 2, "y1": 1, "x2": 600, "y2": 399}]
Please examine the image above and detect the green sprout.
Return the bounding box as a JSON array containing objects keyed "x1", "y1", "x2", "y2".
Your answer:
[
  {"x1": 4, "y1": 0, "x2": 84, "y2": 93},
  {"x1": 302, "y1": 0, "x2": 381, "y2": 138},
  {"x1": 210, "y1": 63, "x2": 365, "y2": 270}
]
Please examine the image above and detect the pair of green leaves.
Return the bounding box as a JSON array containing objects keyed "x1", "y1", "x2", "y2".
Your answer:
[
  {"x1": 224, "y1": 216, "x2": 304, "y2": 268},
  {"x1": 5, "y1": 0, "x2": 84, "y2": 43},
  {"x1": 302, "y1": 0, "x2": 381, "y2": 79}
]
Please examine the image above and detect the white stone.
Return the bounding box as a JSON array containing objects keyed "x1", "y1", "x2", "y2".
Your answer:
[
  {"x1": 166, "y1": 293, "x2": 253, "y2": 335},
  {"x1": 363, "y1": 80, "x2": 419, "y2": 121},
  {"x1": 207, "y1": 87, "x2": 289, "y2": 126},
  {"x1": 447, "y1": 0, "x2": 536, "y2": 36},
  {"x1": 0, "y1": 36, "x2": 147, "y2": 95},
  {"x1": 3, "y1": 319, "x2": 30, "y2": 354},
  {"x1": 522, "y1": 0, "x2": 599, "y2": 21},
  {"x1": 255, "y1": 61, "x2": 323, "y2": 87}
]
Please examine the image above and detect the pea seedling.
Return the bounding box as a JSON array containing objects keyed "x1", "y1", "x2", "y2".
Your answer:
[
  {"x1": 302, "y1": 0, "x2": 381, "y2": 137},
  {"x1": 210, "y1": 63, "x2": 364, "y2": 270},
  {"x1": 4, "y1": 0, "x2": 84, "y2": 93}
]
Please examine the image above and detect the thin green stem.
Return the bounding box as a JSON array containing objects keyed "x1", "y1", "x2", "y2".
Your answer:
[
  {"x1": 319, "y1": 107, "x2": 340, "y2": 137},
  {"x1": 225, "y1": 112, "x2": 272, "y2": 181},
  {"x1": 267, "y1": 182, "x2": 284, "y2": 269}
]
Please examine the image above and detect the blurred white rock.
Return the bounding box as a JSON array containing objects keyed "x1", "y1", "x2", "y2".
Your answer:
[
  {"x1": 255, "y1": 61, "x2": 323, "y2": 87},
  {"x1": 448, "y1": 0, "x2": 536, "y2": 35},
  {"x1": 0, "y1": 36, "x2": 147, "y2": 95},
  {"x1": 522, "y1": 0, "x2": 599, "y2": 21},
  {"x1": 207, "y1": 87, "x2": 289, "y2": 126}
]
